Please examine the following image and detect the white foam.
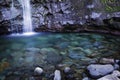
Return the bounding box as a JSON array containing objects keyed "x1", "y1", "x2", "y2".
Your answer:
[{"x1": 10, "y1": 32, "x2": 38, "y2": 36}]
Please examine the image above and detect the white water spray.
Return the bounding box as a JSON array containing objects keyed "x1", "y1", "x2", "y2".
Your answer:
[{"x1": 18, "y1": 0, "x2": 33, "y2": 32}]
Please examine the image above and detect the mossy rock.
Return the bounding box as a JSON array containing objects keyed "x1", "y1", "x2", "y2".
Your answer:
[{"x1": 101, "y1": 0, "x2": 120, "y2": 12}]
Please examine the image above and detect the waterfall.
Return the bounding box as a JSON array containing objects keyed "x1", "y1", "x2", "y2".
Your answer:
[
  {"x1": 18, "y1": 0, "x2": 33, "y2": 33},
  {"x1": 10, "y1": 0, "x2": 36, "y2": 36}
]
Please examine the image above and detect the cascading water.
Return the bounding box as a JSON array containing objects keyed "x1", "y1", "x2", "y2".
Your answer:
[
  {"x1": 10, "y1": 0, "x2": 36, "y2": 36},
  {"x1": 20, "y1": 0, "x2": 33, "y2": 32}
]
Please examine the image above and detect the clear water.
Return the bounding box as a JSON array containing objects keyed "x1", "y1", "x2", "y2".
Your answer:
[{"x1": 0, "y1": 33, "x2": 120, "y2": 79}]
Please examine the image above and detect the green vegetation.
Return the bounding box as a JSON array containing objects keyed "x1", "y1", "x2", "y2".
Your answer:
[{"x1": 101, "y1": 0, "x2": 120, "y2": 12}]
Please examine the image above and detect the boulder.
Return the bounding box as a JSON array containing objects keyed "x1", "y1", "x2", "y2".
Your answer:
[
  {"x1": 98, "y1": 70, "x2": 120, "y2": 80},
  {"x1": 87, "y1": 64, "x2": 114, "y2": 78}
]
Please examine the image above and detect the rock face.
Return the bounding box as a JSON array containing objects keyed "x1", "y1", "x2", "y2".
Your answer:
[
  {"x1": 0, "y1": 0, "x2": 120, "y2": 34},
  {"x1": 87, "y1": 64, "x2": 114, "y2": 78}
]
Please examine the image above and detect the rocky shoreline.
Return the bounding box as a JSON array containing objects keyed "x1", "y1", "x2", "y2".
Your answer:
[{"x1": 0, "y1": 58, "x2": 120, "y2": 80}]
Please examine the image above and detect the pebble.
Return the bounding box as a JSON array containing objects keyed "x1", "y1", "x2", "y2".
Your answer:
[
  {"x1": 34, "y1": 67, "x2": 43, "y2": 75},
  {"x1": 64, "y1": 67, "x2": 71, "y2": 73}
]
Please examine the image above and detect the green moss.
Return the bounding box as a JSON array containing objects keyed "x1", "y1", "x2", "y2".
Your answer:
[
  {"x1": 101, "y1": 0, "x2": 120, "y2": 12},
  {"x1": 105, "y1": 6, "x2": 120, "y2": 12},
  {"x1": 101, "y1": 0, "x2": 116, "y2": 3}
]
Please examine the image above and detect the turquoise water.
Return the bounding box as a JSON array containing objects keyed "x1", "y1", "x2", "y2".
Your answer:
[{"x1": 0, "y1": 33, "x2": 120, "y2": 80}]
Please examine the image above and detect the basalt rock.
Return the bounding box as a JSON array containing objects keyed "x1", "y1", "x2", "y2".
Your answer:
[{"x1": 0, "y1": 0, "x2": 120, "y2": 34}]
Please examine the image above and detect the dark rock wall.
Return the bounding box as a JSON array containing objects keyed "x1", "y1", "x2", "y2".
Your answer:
[{"x1": 0, "y1": 0, "x2": 120, "y2": 34}]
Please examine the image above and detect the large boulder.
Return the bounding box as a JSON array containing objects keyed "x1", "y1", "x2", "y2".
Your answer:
[
  {"x1": 98, "y1": 70, "x2": 120, "y2": 80},
  {"x1": 87, "y1": 64, "x2": 114, "y2": 78}
]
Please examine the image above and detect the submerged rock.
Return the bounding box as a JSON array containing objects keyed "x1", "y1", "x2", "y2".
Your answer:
[
  {"x1": 99, "y1": 58, "x2": 114, "y2": 64},
  {"x1": 26, "y1": 47, "x2": 40, "y2": 53},
  {"x1": 46, "y1": 53, "x2": 62, "y2": 64},
  {"x1": 68, "y1": 49, "x2": 85, "y2": 59},
  {"x1": 87, "y1": 64, "x2": 114, "y2": 78}
]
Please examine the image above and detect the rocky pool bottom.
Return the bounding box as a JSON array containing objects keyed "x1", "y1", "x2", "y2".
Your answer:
[{"x1": 0, "y1": 33, "x2": 120, "y2": 80}]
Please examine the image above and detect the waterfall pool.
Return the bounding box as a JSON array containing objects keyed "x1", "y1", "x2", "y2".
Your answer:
[{"x1": 0, "y1": 33, "x2": 120, "y2": 80}]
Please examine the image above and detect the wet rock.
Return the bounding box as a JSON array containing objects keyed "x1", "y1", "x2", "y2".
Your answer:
[
  {"x1": 116, "y1": 60, "x2": 120, "y2": 66},
  {"x1": 87, "y1": 52, "x2": 100, "y2": 58},
  {"x1": 60, "y1": 52, "x2": 66, "y2": 55},
  {"x1": 0, "y1": 76, "x2": 5, "y2": 80},
  {"x1": 68, "y1": 49, "x2": 85, "y2": 59},
  {"x1": 93, "y1": 42, "x2": 102, "y2": 47},
  {"x1": 4, "y1": 74, "x2": 20, "y2": 80},
  {"x1": 103, "y1": 17, "x2": 120, "y2": 30},
  {"x1": 34, "y1": 76, "x2": 42, "y2": 80},
  {"x1": 87, "y1": 64, "x2": 114, "y2": 78},
  {"x1": 29, "y1": 77, "x2": 35, "y2": 80},
  {"x1": 26, "y1": 47, "x2": 40, "y2": 53},
  {"x1": 83, "y1": 49, "x2": 93, "y2": 54},
  {"x1": 11, "y1": 43, "x2": 23, "y2": 50},
  {"x1": 34, "y1": 67, "x2": 43, "y2": 75},
  {"x1": 90, "y1": 12, "x2": 102, "y2": 19},
  {"x1": 1, "y1": 8, "x2": 20, "y2": 20},
  {"x1": 91, "y1": 34, "x2": 104, "y2": 40},
  {"x1": 114, "y1": 64, "x2": 119, "y2": 70},
  {"x1": 82, "y1": 77, "x2": 90, "y2": 80},
  {"x1": 63, "y1": 67, "x2": 76, "y2": 80},
  {"x1": 57, "y1": 42, "x2": 69, "y2": 49},
  {"x1": 79, "y1": 41, "x2": 93, "y2": 49},
  {"x1": 54, "y1": 70, "x2": 61, "y2": 80},
  {"x1": 46, "y1": 53, "x2": 62, "y2": 64},
  {"x1": 40, "y1": 48, "x2": 57, "y2": 54},
  {"x1": 99, "y1": 58, "x2": 114, "y2": 64},
  {"x1": 81, "y1": 58, "x2": 97, "y2": 64},
  {"x1": 64, "y1": 67, "x2": 71, "y2": 73},
  {"x1": 98, "y1": 70, "x2": 120, "y2": 80}
]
